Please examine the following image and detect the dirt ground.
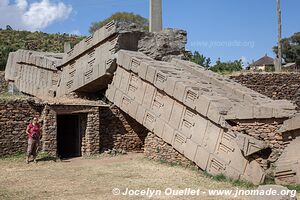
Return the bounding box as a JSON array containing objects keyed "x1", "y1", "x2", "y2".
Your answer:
[{"x1": 0, "y1": 153, "x2": 297, "y2": 200}]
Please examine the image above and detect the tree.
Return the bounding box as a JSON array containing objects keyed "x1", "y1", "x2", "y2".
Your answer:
[
  {"x1": 89, "y1": 12, "x2": 149, "y2": 33},
  {"x1": 273, "y1": 32, "x2": 300, "y2": 67},
  {"x1": 0, "y1": 30, "x2": 83, "y2": 71},
  {"x1": 210, "y1": 59, "x2": 243, "y2": 74},
  {"x1": 189, "y1": 51, "x2": 211, "y2": 68}
]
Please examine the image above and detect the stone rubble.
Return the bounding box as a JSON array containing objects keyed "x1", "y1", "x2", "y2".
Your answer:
[{"x1": 3, "y1": 20, "x2": 300, "y2": 185}]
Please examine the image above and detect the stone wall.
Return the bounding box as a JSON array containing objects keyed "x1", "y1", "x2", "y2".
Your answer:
[
  {"x1": 0, "y1": 71, "x2": 8, "y2": 94},
  {"x1": 144, "y1": 132, "x2": 196, "y2": 167},
  {"x1": 0, "y1": 98, "x2": 40, "y2": 156},
  {"x1": 230, "y1": 73, "x2": 300, "y2": 108},
  {"x1": 83, "y1": 107, "x2": 100, "y2": 155},
  {"x1": 0, "y1": 98, "x2": 149, "y2": 157},
  {"x1": 229, "y1": 119, "x2": 286, "y2": 170},
  {"x1": 41, "y1": 105, "x2": 100, "y2": 156},
  {"x1": 103, "y1": 72, "x2": 300, "y2": 167},
  {"x1": 99, "y1": 105, "x2": 148, "y2": 152},
  {"x1": 41, "y1": 105, "x2": 57, "y2": 155}
]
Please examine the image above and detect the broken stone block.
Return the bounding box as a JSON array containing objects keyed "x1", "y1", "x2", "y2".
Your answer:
[
  {"x1": 168, "y1": 100, "x2": 185, "y2": 130},
  {"x1": 201, "y1": 121, "x2": 222, "y2": 153},
  {"x1": 206, "y1": 153, "x2": 228, "y2": 176},
  {"x1": 194, "y1": 145, "x2": 210, "y2": 170},
  {"x1": 234, "y1": 133, "x2": 268, "y2": 156},
  {"x1": 241, "y1": 160, "x2": 265, "y2": 185},
  {"x1": 173, "y1": 131, "x2": 187, "y2": 154},
  {"x1": 275, "y1": 137, "x2": 300, "y2": 185},
  {"x1": 184, "y1": 139, "x2": 198, "y2": 161},
  {"x1": 248, "y1": 185, "x2": 297, "y2": 200},
  {"x1": 162, "y1": 123, "x2": 175, "y2": 145}
]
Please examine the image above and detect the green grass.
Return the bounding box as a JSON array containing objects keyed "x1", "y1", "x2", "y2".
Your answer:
[
  {"x1": 0, "y1": 92, "x2": 27, "y2": 101},
  {"x1": 263, "y1": 174, "x2": 276, "y2": 185},
  {"x1": 287, "y1": 184, "x2": 300, "y2": 192},
  {"x1": 153, "y1": 158, "x2": 197, "y2": 169},
  {"x1": 150, "y1": 158, "x2": 256, "y2": 189},
  {"x1": 0, "y1": 152, "x2": 26, "y2": 161},
  {"x1": 0, "y1": 151, "x2": 57, "y2": 162},
  {"x1": 201, "y1": 171, "x2": 255, "y2": 189}
]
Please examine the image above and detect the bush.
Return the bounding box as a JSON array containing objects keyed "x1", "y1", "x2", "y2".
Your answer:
[
  {"x1": 89, "y1": 12, "x2": 148, "y2": 33},
  {"x1": 210, "y1": 59, "x2": 243, "y2": 74},
  {"x1": 0, "y1": 30, "x2": 84, "y2": 71}
]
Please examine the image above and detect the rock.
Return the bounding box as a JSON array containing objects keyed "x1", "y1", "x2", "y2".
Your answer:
[
  {"x1": 248, "y1": 185, "x2": 297, "y2": 200},
  {"x1": 137, "y1": 28, "x2": 187, "y2": 61},
  {"x1": 0, "y1": 71, "x2": 8, "y2": 94},
  {"x1": 235, "y1": 133, "x2": 268, "y2": 156},
  {"x1": 230, "y1": 73, "x2": 300, "y2": 109}
]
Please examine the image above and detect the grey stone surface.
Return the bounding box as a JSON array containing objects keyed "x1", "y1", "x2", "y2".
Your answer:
[
  {"x1": 234, "y1": 133, "x2": 268, "y2": 156},
  {"x1": 279, "y1": 114, "x2": 300, "y2": 133},
  {"x1": 4, "y1": 50, "x2": 63, "y2": 97},
  {"x1": 138, "y1": 29, "x2": 187, "y2": 61},
  {"x1": 0, "y1": 71, "x2": 8, "y2": 94},
  {"x1": 4, "y1": 20, "x2": 188, "y2": 98},
  {"x1": 275, "y1": 136, "x2": 300, "y2": 185},
  {"x1": 248, "y1": 185, "x2": 297, "y2": 200},
  {"x1": 0, "y1": 98, "x2": 40, "y2": 156},
  {"x1": 4, "y1": 20, "x2": 300, "y2": 186},
  {"x1": 149, "y1": 0, "x2": 162, "y2": 32},
  {"x1": 104, "y1": 50, "x2": 300, "y2": 185}
]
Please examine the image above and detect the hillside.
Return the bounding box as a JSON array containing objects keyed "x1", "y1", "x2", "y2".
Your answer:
[{"x1": 0, "y1": 30, "x2": 84, "y2": 70}]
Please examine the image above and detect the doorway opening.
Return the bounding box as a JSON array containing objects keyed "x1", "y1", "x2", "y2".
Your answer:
[{"x1": 57, "y1": 114, "x2": 81, "y2": 158}]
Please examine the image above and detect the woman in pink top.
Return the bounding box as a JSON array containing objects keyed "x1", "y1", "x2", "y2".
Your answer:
[{"x1": 26, "y1": 117, "x2": 42, "y2": 163}]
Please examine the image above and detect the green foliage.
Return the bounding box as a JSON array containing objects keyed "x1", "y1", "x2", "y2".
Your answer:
[
  {"x1": 263, "y1": 174, "x2": 276, "y2": 185},
  {"x1": 0, "y1": 92, "x2": 26, "y2": 102},
  {"x1": 190, "y1": 51, "x2": 211, "y2": 68},
  {"x1": 189, "y1": 51, "x2": 242, "y2": 74},
  {"x1": 202, "y1": 172, "x2": 255, "y2": 189},
  {"x1": 287, "y1": 184, "x2": 300, "y2": 192},
  {"x1": 0, "y1": 152, "x2": 26, "y2": 161},
  {"x1": 273, "y1": 32, "x2": 300, "y2": 66},
  {"x1": 89, "y1": 12, "x2": 148, "y2": 33},
  {"x1": 210, "y1": 59, "x2": 243, "y2": 74},
  {"x1": 0, "y1": 30, "x2": 84, "y2": 71}
]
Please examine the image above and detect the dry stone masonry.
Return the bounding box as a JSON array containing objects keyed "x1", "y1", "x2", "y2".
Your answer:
[
  {"x1": 3, "y1": 21, "x2": 300, "y2": 185},
  {"x1": 105, "y1": 50, "x2": 297, "y2": 185},
  {"x1": 0, "y1": 98, "x2": 40, "y2": 156},
  {"x1": 230, "y1": 73, "x2": 300, "y2": 109},
  {"x1": 0, "y1": 71, "x2": 8, "y2": 94},
  {"x1": 99, "y1": 105, "x2": 147, "y2": 152}
]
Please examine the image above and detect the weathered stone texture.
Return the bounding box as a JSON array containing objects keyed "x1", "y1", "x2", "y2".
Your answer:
[
  {"x1": 144, "y1": 132, "x2": 195, "y2": 167},
  {"x1": 229, "y1": 120, "x2": 285, "y2": 169},
  {"x1": 5, "y1": 20, "x2": 188, "y2": 98},
  {"x1": 100, "y1": 105, "x2": 148, "y2": 152},
  {"x1": 230, "y1": 73, "x2": 300, "y2": 108},
  {"x1": 249, "y1": 185, "x2": 297, "y2": 200},
  {"x1": 138, "y1": 29, "x2": 187, "y2": 61},
  {"x1": 84, "y1": 108, "x2": 100, "y2": 155},
  {"x1": 0, "y1": 71, "x2": 8, "y2": 94},
  {"x1": 4, "y1": 20, "x2": 300, "y2": 185},
  {"x1": 0, "y1": 98, "x2": 40, "y2": 156},
  {"x1": 41, "y1": 105, "x2": 57, "y2": 155},
  {"x1": 104, "y1": 50, "x2": 299, "y2": 184},
  {"x1": 42, "y1": 105, "x2": 101, "y2": 156}
]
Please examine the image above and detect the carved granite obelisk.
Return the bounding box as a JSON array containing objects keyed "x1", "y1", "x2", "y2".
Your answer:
[{"x1": 149, "y1": 0, "x2": 162, "y2": 32}]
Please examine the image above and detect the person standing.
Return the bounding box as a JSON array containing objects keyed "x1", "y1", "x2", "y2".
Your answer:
[{"x1": 26, "y1": 117, "x2": 42, "y2": 164}]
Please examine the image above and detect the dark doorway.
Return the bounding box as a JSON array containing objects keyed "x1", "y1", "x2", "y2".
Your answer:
[{"x1": 57, "y1": 115, "x2": 81, "y2": 158}]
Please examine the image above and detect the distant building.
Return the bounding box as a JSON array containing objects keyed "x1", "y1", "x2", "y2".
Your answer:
[{"x1": 249, "y1": 54, "x2": 274, "y2": 71}]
